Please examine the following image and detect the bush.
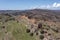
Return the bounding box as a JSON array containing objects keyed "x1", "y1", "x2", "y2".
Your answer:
[
  {"x1": 30, "y1": 33, "x2": 34, "y2": 36},
  {"x1": 51, "y1": 28, "x2": 59, "y2": 33},
  {"x1": 2, "y1": 26, "x2": 5, "y2": 29},
  {"x1": 17, "y1": 21, "x2": 19, "y2": 23},
  {"x1": 39, "y1": 35, "x2": 44, "y2": 40},
  {"x1": 9, "y1": 17, "x2": 15, "y2": 21},
  {"x1": 34, "y1": 29, "x2": 38, "y2": 33},
  {"x1": 54, "y1": 29, "x2": 59, "y2": 33},
  {"x1": 31, "y1": 24, "x2": 34, "y2": 29},
  {"x1": 28, "y1": 16, "x2": 32, "y2": 19},
  {"x1": 5, "y1": 19, "x2": 8, "y2": 22},
  {"x1": 43, "y1": 24, "x2": 46, "y2": 27},
  {"x1": 48, "y1": 33, "x2": 51, "y2": 36},
  {"x1": 38, "y1": 23, "x2": 42, "y2": 29},
  {"x1": 26, "y1": 29, "x2": 30, "y2": 33},
  {"x1": 44, "y1": 31, "x2": 47, "y2": 33},
  {"x1": 36, "y1": 32, "x2": 38, "y2": 35},
  {"x1": 40, "y1": 30, "x2": 45, "y2": 34}
]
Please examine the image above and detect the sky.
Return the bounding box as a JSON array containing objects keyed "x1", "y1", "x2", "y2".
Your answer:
[{"x1": 0, "y1": 0, "x2": 60, "y2": 10}]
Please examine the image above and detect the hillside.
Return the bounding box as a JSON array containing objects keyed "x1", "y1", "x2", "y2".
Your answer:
[{"x1": 0, "y1": 9, "x2": 60, "y2": 40}]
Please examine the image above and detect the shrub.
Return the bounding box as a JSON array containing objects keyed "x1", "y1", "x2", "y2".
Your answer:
[
  {"x1": 28, "y1": 16, "x2": 32, "y2": 19},
  {"x1": 31, "y1": 24, "x2": 34, "y2": 29},
  {"x1": 2, "y1": 26, "x2": 5, "y2": 29},
  {"x1": 30, "y1": 33, "x2": 34, "y2": 36},
  {"x1": 38, "y1": 23, "x2": 42, "y2": 29},
  {"x1": 48, "y1": 33, "x2": 51, "y2": 36},
  {"x1": 26, "y1": 29, "x2": 30, "y2": 33},
  {"x1": 5, "y1": 31, "x2": 7, "y2": 33},
  {"x1": 36, "y1": 32, "x2": 38, "y2": 35},
  {"x1": 44, "y1": 31, "x2": 47, "y2": 33},
  {"x1": 54, "y1": 29, "x2": 59, "y2": 33},
  {"x1": 51, "y1": 28, "x2": 59, "y2": 33},
  {"x1": 40, "y1": 30, "x2": 45, "y2": 34},
  {"x1": 17, "y1": 21, "x2": 19, "y2": 23},
  {"x1": 43, "y1": 24, "x2": 46, "y2": 27},
  {"x1": 39, "y1": 35, "x2": 44, "y2": 40},
  {"x1": 34, "y1": 29, "x2": 38, "y2": 33},
  {"x1": 5, "y1": 19, "x2": 8, "y2": 22},
  {"x1": 9, "y1": 17, "x2": 15, "y2": 20},
  {"x1": 47, "y1": 25, "x2": 50, "y2": 28},
  {"x1": 46, "y1": 28, "x2": 49, "y2": 30}
]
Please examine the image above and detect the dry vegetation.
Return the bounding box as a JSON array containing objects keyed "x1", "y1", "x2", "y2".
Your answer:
[{"x1": 0, "y1": 9, "x2": 60, "y2": 40}]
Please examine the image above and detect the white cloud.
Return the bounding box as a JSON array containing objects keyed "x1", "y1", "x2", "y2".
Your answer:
[
  {"x1": 53, "y1": 2, "x2": 56, "y2": 7},
  {"x1": 38, "y1": 2, "x2": 60, "y2": 9},
  {"x1": 52, "y1": 2, "x2": 60, "y2": 8},
  {"x1": 39, "y1": 5, "x2": 51, "y2": 9},
  {"x1": 31, "y1": 2, "x2": 60, "y2": 10}
]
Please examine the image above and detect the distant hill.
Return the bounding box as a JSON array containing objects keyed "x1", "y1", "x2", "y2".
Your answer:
[{"x1": 0, "y1": 9, "x2": 60, "y2": 22}]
